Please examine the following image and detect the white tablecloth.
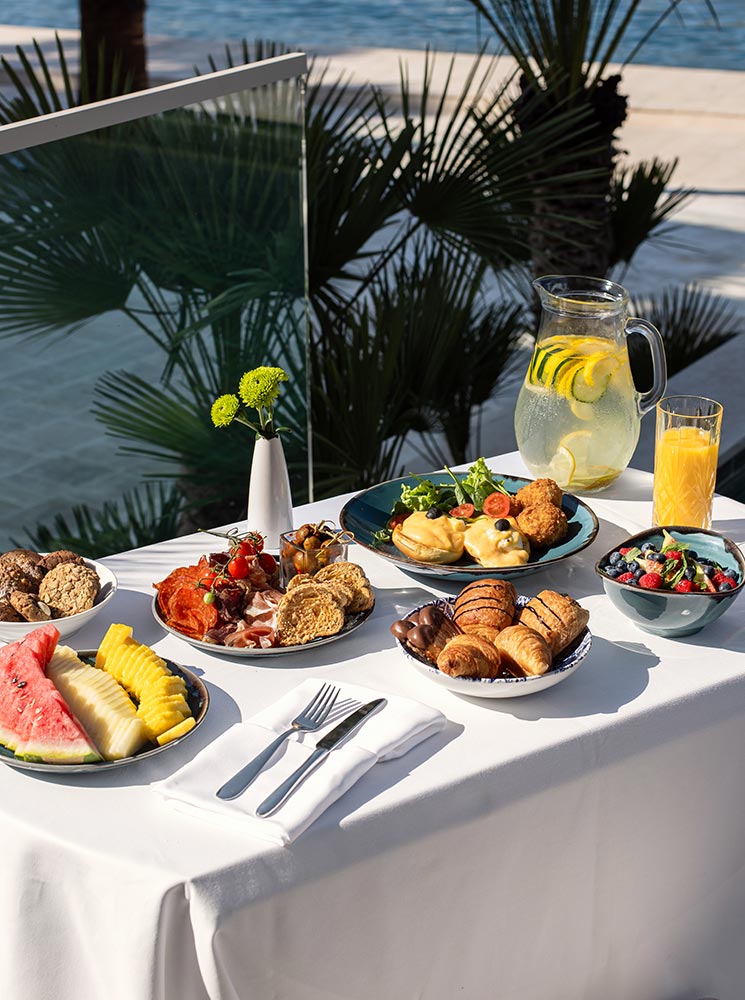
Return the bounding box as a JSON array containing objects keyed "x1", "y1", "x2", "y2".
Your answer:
[{"x1": 2, "y1": 452, "x2": 745, "y2": 1000}]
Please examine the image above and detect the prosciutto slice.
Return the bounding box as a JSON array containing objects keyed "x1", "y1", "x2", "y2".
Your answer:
[
  {"x1": 224, "y1": 621, "x2": 277, "y2": 648},
  {"x1": 243, "y1": 588, "x2": 284, "y2": 624}
]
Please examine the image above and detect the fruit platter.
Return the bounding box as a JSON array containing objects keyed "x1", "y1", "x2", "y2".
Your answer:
[
  {"x1": 153, "y1": 527, "x2": 375, "y2": 657},
  {"x1": 391, "y1": 578, "x2": 592, "y2": 698},
  {"x1": 340, "y1": 459, "x2": 598, "y2": 581},
  {"x1": 0, "y1": 622, "x2": 208, "y2": 773}
]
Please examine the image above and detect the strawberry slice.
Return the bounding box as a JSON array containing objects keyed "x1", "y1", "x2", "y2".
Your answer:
[
  {"x1": 617, "y1": 572, "x2": 635, "y2": 584},
  {"x1": 674, "y1": 579, "x2": 693, "y2": 593}
]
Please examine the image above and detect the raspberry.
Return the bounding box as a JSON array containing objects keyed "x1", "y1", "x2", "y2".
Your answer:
[
  {"x1": 619, "y1": 547, "x2": 633, "y2": 556},
  {"x1": 718, "y1": 576, "x2": 737, "y2": 589},
  {"x1": 674, "y1": 579, "x2": 693, "y2": 593},
  {"x1": 666, "y1": 550, "x2": 683, "y2": 561},
  {"x1": 617, "y1": 572, "x2": 635, "y2": 584},
  {"x1": 712, "y1": 571, "x2": 735, "y2": 587},
  {"x1": 638, "y1": 572, "x2": 663, "y2": 590}
]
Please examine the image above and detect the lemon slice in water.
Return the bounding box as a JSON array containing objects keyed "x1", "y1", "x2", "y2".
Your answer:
[{"x1": 551, "y1": 431, "x2": 619, "y2": 491}]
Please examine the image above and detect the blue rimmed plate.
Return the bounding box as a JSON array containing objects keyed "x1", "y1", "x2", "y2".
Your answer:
[
  {"x1": 340, "y1": 472, "x2": 598, "y2": 582},
  {"x1": 396, "y1": 596, "x2": 592, "y2": 698}
]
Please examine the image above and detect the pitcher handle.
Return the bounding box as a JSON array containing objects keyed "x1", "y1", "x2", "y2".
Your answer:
[{"x1": 624, "y1": 316, "x2": 667, "y2": 416}]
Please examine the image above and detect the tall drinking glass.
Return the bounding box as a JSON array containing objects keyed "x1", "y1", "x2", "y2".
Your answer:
[{"x1": 653, "y1": 395, "x2": 723, "y2": 529}]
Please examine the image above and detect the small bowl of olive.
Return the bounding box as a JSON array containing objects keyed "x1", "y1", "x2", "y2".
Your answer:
[{"x1": 279, "y1": 522, "x2": 352, "y2": 588}]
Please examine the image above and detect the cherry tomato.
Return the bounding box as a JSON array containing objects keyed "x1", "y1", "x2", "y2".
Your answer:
[
  {"x1": 198, "y1": 571, "x2": 218, "y2": 589},
  {"x1": 482, "y1": 492, "x2": 511, "y2": 518},
  {"x1": 449, "y1": 503, "x2": 475, "y2": 519},
  {"x1": 231, "y1": 531, "x2": 264, "y2": 557},
  {"x1": 227, "y1": 555, "x2": 249, "y2": 579},
  {"x1": 259, "y1": 552, "x2": 277, "y2": 575},
  {"x1": 389, "y1": 512, "x2": 409, "y2": 530}
]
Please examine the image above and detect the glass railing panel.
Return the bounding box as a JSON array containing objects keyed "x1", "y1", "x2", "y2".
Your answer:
[{"x1": 0, "y1": 57, "x2": 308, "y2": 554}]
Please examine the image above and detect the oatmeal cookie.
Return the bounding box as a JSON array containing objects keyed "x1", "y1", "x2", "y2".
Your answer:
[
  {"x1": 38, "y1": 562, "x2": 100, "y2": 618},
  {"x1": 1, "y1": 551, "x2": 45, "y2": 588},
  {"x1": 9, "y1": 590, "x2": 52, "y2": 623},
  {"x1": 0, "y1": 561, "x2": 37, "y2": 600},
  {"x1": 40, "y1": 549, "x2": 86, "y2": 572}
]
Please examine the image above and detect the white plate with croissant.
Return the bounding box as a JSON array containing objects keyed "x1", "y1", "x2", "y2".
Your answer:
[{"x1": 390, "y1": 581, "x2": 592, "y2": 698}]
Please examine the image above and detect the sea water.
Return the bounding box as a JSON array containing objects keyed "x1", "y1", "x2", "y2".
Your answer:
[{"x1": 2, "y1": 0, "x2": 744, "y2": 70}]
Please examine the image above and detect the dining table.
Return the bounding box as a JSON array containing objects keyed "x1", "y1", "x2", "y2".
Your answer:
[{"x1": 2, "y1": 450, "x2": 745, "y2": 1000}]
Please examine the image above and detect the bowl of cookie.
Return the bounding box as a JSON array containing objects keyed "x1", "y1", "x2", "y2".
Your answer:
[
  {"x1": 0, "y1": 548, "x2": 117, "y2": 643},
  {"x1": 391, "y1": 578, "x2": 592, "y2": 697}
]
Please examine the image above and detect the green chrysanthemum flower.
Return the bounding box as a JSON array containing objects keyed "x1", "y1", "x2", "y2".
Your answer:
[
  {"x1": 238, "y1": 366, "x2": 288, "y2": 410},
  {"x1": 211, "y1": 394, "x2": 240, "y2": 428}
]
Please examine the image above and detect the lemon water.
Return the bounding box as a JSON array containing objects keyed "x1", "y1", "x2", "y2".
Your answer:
[{"x1": 514, "y1": 335, "x2": 639, "y2": 492}]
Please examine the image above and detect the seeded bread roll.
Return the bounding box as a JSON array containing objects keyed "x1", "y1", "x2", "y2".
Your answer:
[
  {"x1": 517, "y1": 590, "x2": 589, "y2": 656},
  {"x1": 453, "y1": 578, "x2": 517, "y2": 635}
]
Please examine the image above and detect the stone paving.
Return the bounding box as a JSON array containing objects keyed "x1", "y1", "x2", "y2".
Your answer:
[{"x1": 0, "y1": 27, "x2": 743, "y2": 550}]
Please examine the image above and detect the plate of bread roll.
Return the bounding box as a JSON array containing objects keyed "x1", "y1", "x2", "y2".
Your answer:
[{"x1": 390, "y1": 579, "x2": 591, "y2": 697}]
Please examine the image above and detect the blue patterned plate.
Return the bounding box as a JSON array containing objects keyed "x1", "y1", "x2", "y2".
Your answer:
[
  {"x1": 340, "y1": 472, "x2": 598, "y2": 581},
  {"x1": 396, "y1": 596, "x2": 592, "y2": 698}
]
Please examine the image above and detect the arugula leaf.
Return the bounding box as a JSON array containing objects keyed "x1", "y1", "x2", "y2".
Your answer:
[
  {"x1": 461, "y1": 457, "x2": 508, "y2": 511},
  {"x1": 444, "y1": 466, "x2": 471, "y2": 506}
]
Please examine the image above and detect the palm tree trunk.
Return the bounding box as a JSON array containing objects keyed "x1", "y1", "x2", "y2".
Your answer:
[{"x1": 80, "y1": 0, "x2": 149, "y2": 100}]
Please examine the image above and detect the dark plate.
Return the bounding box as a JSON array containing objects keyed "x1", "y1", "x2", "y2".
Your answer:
[
  {"x1": 152, "y1": 595, "x2": 375, "y2": 657},
  {"x1": 340, "y1": 472, "x2": 599, "y2": 581},
  {"x1": 0, "y1": 652, "x2": 208, "y2": 773}
]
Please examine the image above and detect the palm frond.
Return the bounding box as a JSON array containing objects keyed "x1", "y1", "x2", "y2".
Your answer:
[
  {"x1": 17, "y1": 482, "x2": 185, "y2": 558},
  {"x1": 629, "y1": 284, "x2": 740, "y2": 387},
  {"x1": 609, "y1": 157, "x2": 693, "y2": 267}
]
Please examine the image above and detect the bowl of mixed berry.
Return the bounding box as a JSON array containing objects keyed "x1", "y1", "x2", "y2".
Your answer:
[{"x1": 595, "y1": 526, "x2": 745, "y2": 637}]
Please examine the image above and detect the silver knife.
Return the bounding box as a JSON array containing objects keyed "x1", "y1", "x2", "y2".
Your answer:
[{"x1": 255, "y1": 698, "x2": 386, "y2": 817}]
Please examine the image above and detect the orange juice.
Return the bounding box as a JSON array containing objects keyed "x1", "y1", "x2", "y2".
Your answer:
[{"x1": 653, "y1": 425, "x2": 719, "y2": 528}]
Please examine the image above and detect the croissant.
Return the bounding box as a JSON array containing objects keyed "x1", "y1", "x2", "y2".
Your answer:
[
  {"x1": 436, "y1": 634, "x2": 502, "y2": 679},
  {"x1": 453, "y1": 578, "x2": 517, "y2": 634},
  {"x1": 493, "y1": 625, "x2": 552, "y2": 677},
  {"x1": 517, "y1": 590, "x2": 589, "y2": 656}
]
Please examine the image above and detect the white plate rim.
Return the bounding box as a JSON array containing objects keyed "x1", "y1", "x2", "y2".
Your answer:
[
  {"x1": 151, "y1": 594, "x2": 374, "y2": 658},
  {"x1": 397, "y1": 596, "x2": 592, "y2": 698}
]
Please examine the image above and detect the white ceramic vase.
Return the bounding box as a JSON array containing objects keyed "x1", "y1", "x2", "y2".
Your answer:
[{"x1": 246, "y1": 435, "x2": 294, "y2": 551}]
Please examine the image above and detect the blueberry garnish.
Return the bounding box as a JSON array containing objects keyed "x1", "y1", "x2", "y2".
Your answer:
[
  {"x1": 701, "y1": 564, "x2": 715, "y2": 578},
  {"x1": 426, "y1": 507, "x2": 444, "y2": 519},
  {"x1": 641, "y1": 542, "x2": 655, "y2": 552},
  {"x1": 494, "y1": 518, "x2": 511, "y2": 531},
  {"x1": 684, "y1": 567, "x2": 696, "y2": 581},
  {"x1": 688, "y1": 549, "x2": 698, "y2": 560},
  {"x1": 718, "y1": 582, "x2": 733, "y2": 592},
  {"x1": 609, "y1": 551, "x2": 622, "y2": 565},
  {"x1": 605, "y1": 567, "x2": 620, "y2": 579},
  {"x1": 634, "y1": 568, "x2": 645, "y2": 581}
]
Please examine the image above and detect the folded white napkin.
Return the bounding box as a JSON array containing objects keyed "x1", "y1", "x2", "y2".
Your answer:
[{"x1": 153, "y1": 680, "x2": 447, "y2": 845}]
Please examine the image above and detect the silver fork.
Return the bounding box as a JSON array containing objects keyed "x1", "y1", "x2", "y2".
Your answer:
[{"x1": 216, "y1": 684, "x2": 340, "y2": 800}]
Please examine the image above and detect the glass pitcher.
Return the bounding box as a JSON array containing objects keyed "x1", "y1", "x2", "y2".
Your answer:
[{"x1": 514, "y1": 275, "x2": 667, "y2": 493}]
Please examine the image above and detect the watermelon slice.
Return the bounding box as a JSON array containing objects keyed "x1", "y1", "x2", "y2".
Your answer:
[{"x1": 0, "y1": 624, "x2": 101, "y2": 764}]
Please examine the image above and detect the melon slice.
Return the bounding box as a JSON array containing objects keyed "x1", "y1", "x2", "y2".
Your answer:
[
  {"x1": 47, "y1": 646, "x2": 148, "y2": 761},
  {"x1": 0, "y1": 625, "x2": 101, "y2": 764}
]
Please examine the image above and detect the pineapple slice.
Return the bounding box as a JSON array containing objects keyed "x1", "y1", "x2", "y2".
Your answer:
[
  {"x1": 156, "y1": 717, "x2": 196, "y2": 746},
  {"x1": 95, "y1": 623, "x2": 194, "y2": 743},
  {"x1": 48, "y1": 646, "x2": 148, "y2": 761}
]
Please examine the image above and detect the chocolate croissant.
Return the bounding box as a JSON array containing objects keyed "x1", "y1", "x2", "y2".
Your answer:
[
  {"x1": 390, "y1": 603, "x2": 461, "y2": 663},
  {"x1": 517, "y1": 590, "x2": 589, "y2": 656},
  {"x1": 453, "y1": 578, "x2": 517, "y2": 635},
  {"x1": 436, "y1": 634, "x2": 502, "y2": 679},
  {"x1": 493, "y1": 624, "x2": 552, "y2": 676}
]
